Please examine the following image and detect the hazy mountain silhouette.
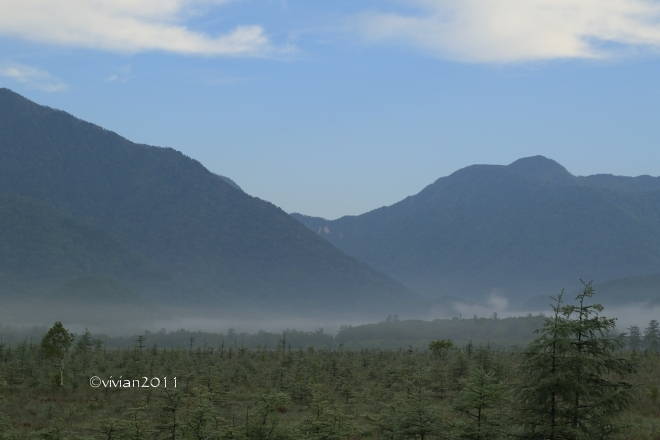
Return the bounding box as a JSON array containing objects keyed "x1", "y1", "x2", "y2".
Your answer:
[
  {"x1": 215, "y1": 174, "x2": 243, "y2": 191},
  {"x1": 519, "y1": 273, "x2": 660, "y2": 311},
  {"x1": 0, "y1": 194, "x2": 171, "y2": 323},
  {"x1": 293, "y1": 156, "x2": 660, "y2": 303},
  {"x1": 0, "y1": 194, "x2": 171, "y2": 297},
  {"x1": 0, "y1": 88, "x2": 421, "y2": 317}
]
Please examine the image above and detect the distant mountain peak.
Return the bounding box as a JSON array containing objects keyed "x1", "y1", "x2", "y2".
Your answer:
[{"x1": 506, "y1": 155, "x2": 575, "y2": 185}]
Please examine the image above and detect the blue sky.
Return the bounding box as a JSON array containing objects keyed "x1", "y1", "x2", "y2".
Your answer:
[{"x1": 1, "y1": 0, "x2": 660, "y2": 219}]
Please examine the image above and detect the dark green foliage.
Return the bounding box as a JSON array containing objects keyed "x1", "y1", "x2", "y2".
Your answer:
[
  {"x1": 337, "y1": 315, "x2": 546, "y2": 349},
  {"x1": 0, "y1": 413, "x2": 17, "y2": 440},
  {"x1": 41, "y1": 321, "x2": 74, "y2": 387},
  {"x1": 391, "y1": 365, "x2": 438, "y2": 439},
  {"x1": 428, "y1": 340, "x2": 453, "y2": 359},
  {"x1": 73, "y1": 328, "x2": 93, "y2": 374},
  {"x1": 0, "y1": 316, "x2": 659, "y2": 440},
  {"x1": 643, "y1": 320, "x2": 660, "y2": 352},
  {"x1": 0, "y1": 315, "x2": 550, "y2": 353},
  {"x1": 158, "y1": 389, "x2": 184, "y2": 440},
  {"x1": 516, "y1": 284, "x2": 637, "y2": 439},
  {"x1": 120, "y1": 407, "x2": 154, "y2": 440},
  {"x1": 293, "y1": 156, "x2": 660, "y2": 300},
  {"x1": 452, "y1": 369, "x2": 508, "y2": 439},
  {"x1": 627, "y1": 325, "x2": 643, "y2": 351},
  {"x1": 297, "y1": 390, "x2": 356, "y2": 439},
  {"x1": 40, "y1": 322, "x2": 74, "y2": 360}
]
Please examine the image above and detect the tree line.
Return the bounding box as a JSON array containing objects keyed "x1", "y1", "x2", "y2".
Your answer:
[{"x1": 0, "y1": 283, "x2": 659, "y2": 439}]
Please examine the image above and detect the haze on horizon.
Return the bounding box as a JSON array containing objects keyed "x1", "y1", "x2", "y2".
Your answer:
[{"x1": 1, "y1": 0, "x2": 659, "y2": 219}]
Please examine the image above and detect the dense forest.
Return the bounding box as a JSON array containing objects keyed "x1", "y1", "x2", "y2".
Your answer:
[{"x1": 2, "y1": 287, "x2": 660, "y2": 439}]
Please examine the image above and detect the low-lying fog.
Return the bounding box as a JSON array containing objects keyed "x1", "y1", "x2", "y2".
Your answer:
[
  {"x1": 1, "y1": 294, "x2": 657, "y2": 339},
  {"x1": 454, "y1": 294, "x2": 658, "y2": 333}
]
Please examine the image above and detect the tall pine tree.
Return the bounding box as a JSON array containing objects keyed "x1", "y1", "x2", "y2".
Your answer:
[{"x1": 516, "y1": 282, "x2": 637, "y2": 439}]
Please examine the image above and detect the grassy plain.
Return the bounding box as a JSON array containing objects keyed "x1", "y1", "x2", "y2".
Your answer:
[{"x1": 1, "y1": 325, "x2": 659, "y2": 439}]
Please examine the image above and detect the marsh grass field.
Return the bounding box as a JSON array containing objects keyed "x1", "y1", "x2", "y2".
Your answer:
[{"x1": 2, "y1": 302, "x2": 660, "y2": 440}]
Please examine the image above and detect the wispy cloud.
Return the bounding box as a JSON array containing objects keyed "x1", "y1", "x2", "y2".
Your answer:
[
  {"x1": 0, "y1": 64, "x2": 68, "y2": 92},
  {"x1": 105, "y1": 65, "x2": 134, "y2": 83},
  {"x1": 0, "y1": 0, "x2": 274, "y2": 56},
  {"x1": 358, "y1": 0, "x2": 660, "y2": 62}
]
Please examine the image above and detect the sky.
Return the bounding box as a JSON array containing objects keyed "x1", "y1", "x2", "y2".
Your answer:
[{"x1": 1, "y1": 0, "x2": 660, "y2": 219}]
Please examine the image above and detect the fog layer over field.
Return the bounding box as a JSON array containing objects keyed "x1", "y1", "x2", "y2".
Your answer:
[{"x1": 2, "y1": 293, "x2": 657, "y2": 343}]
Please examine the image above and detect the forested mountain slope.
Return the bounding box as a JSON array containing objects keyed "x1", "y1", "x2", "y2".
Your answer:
[
  {"x1": 0, "y1": 88, "x2": 421, "y2": 316},
  {"x1": 0, "y1": 194, "x2": 169, "y2": 323},
  {"x1": 0, "y1": 194, "x2": 166, "y2": 293},
  {"x1": 292, "y1": 156, "x2": 660, "y2": 302}
]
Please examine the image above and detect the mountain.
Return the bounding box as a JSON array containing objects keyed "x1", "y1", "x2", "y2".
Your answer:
[
  {"x1": 215, "y1": 174, "x2": 243, "y2": 191},
  {"x1": 519, "y1": 273, "x2": 660, "y2": 311},
  {"x1": 292, "y1": 156, "x2": 660, "y2": 303},
  {"x1": 0, "y1": 88, "x2": 421, "y2": 317},
  {"x1": 508, "y1": 156, "x2": 660, "y2": 192},
  {"x1": 0, "y1": 194, "x2": 169, "y2": 323},
  {"x1": 0, "y1": 194, "x2": 172, "y2": 295}
]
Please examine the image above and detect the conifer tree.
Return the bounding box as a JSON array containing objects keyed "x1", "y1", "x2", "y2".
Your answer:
[
  {"x1": 74, "y1": 328, "x2": 93, "y2": 374},
  {"x1": 516, "y1": 283, "x2": 637, "y2": 439},
  {"x1": 643, "y1": 319, "x2": 660, "y2": 352},
  {"x1": 158, "y1": 389, "x2": 183, "y2": 440},
  {"x1": 40, "y1": 322, "x2": 74, "y2": 387},
  {"x1": 120, "y1": 407, "x2": 154, "y2": 440},
  {"x1": 187, "y1": 389, "x2": 226, "y2": 440},
  {"x1": 429, "y1": 339, "x2": 453, "y2": 359},
  {"x1": 0, "y1": 413, "x2": 17, "y2": 440},
  {"x1": 453, "y1": 368, "x2": 508, "y2": 439},
  {"x1": 296, "y1": 390, "x2": 355, "y2": 440},
  {"x1": 627, "y1": 325, "x2": 642, "y2": 351},
  {"x1": 247, "y1": 392, "x2": 291, "y2": 439},
  {"x1": 453, "y1": 351, "x2": 470, "y2": 383},
  {"x1": 391, "y1": 365, "x2": 438, "y2": 439}
]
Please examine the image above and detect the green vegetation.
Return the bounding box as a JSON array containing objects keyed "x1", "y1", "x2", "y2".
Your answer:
[
  {"x1": 40, "y1": 322, "x2": 74, "y2": 387},
  {"x1": 3, "y1": 88, "x2": 660, "y2": 438},
  {"x1": 517, "y1": 283, "x2": 636, "y2": 438},
  {"x1": 2, "y1": 292, "x2": 660, "y2": 439},
  {"x1": 336, "y1": 315, "x2": 546, "y2": 350},
  {"x1": 0, "y1": 315, "x2": 548, "y2": 351}
]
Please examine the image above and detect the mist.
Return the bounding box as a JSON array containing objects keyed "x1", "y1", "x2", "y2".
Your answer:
[{"x1": 2, "y1": 292, "x2": 657, "y2": 348}]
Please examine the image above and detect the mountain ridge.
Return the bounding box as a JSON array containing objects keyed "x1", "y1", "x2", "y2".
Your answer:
[
  {"x1": 292, "y1": 156, "x2": 660, "y2": 303},
  {"x1": 0, "y1": 88, "x2": 423, "y2": 318}
]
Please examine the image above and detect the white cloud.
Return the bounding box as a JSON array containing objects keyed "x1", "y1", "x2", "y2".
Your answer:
[
  {"x1": 0, "y1": 0, "x2": 272, "y2": 56},
  {"x1": 359, "y1": 0, "x2": 660, "y2": 62},
  {"x1": 105, "y1": 65, "x2": 134, "y2": 83},
  {"x1": 0, "y1": 64, "x2": 68, "y2": 92}
]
